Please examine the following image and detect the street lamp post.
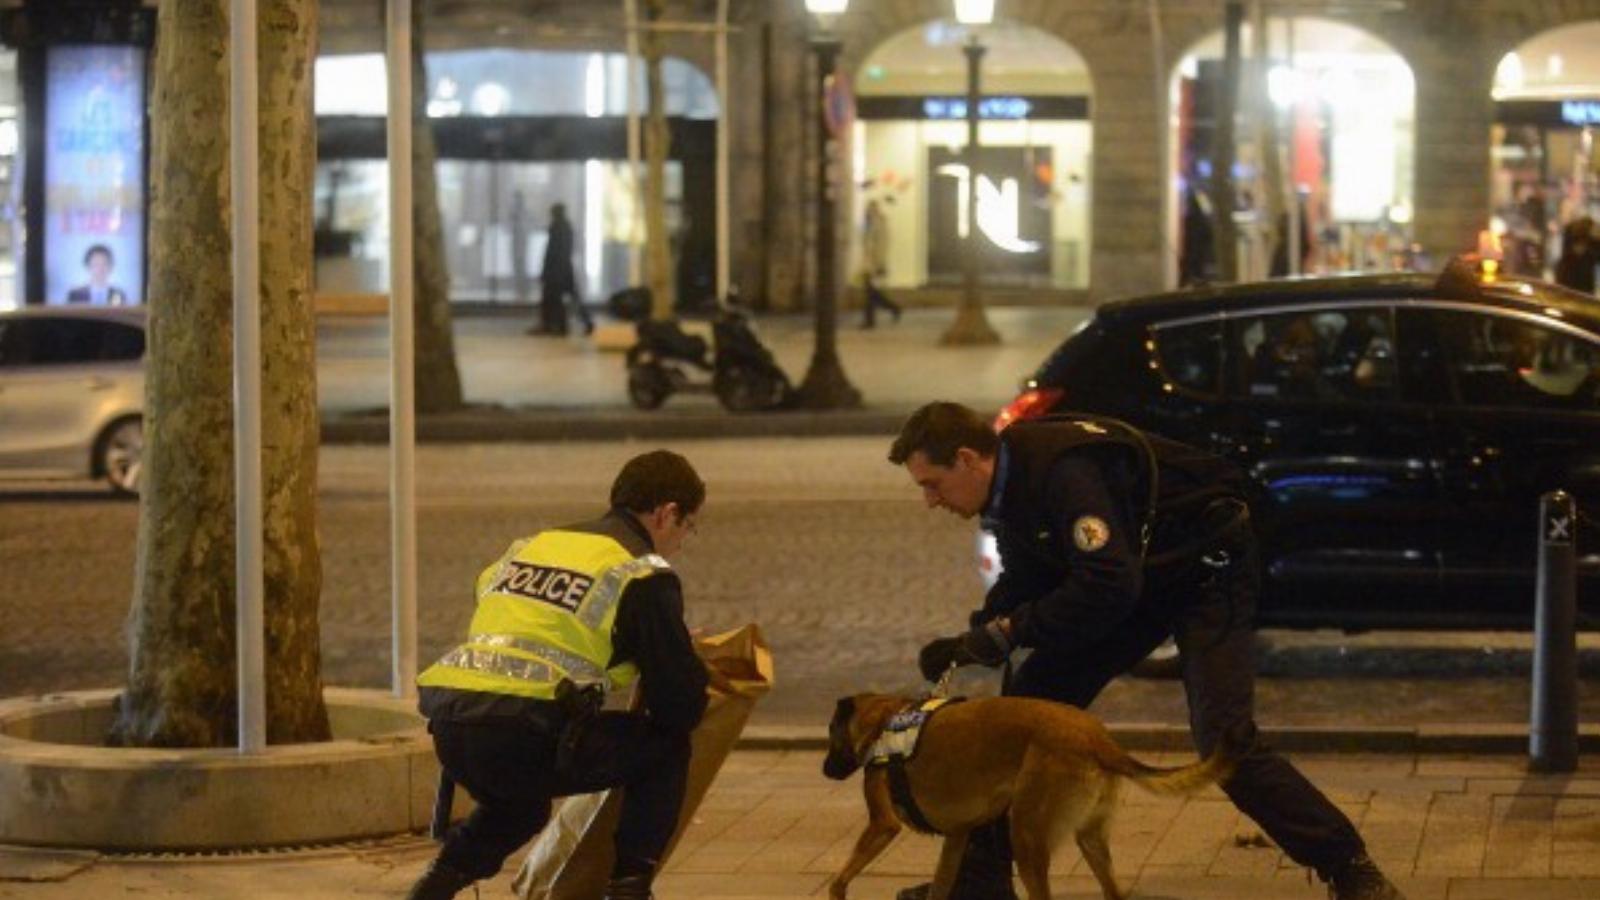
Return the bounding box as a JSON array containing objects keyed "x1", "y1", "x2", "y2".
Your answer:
[
  {"x1": 942, "y1": 1, "x2": 999, "y2": 345},
  {"x1": 796, "y1": 0, "x2": 861, "y2": 409}
]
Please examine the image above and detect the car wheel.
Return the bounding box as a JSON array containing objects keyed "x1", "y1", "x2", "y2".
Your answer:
[{"x1": 98, "y1": 416, "x2": 143, "y2": 496}]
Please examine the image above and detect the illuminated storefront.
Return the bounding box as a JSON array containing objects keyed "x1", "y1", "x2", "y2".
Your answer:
[
  {"x1": 1491, "y1": 21, "x2": 1600, "y2": 279},
  {"x1": 1172, "y1": 17, "x2": 1415, "y2": 280},
  {"x1": 852, "y1": 19, "x2": 1092, "y2": 291},
  {"x1": 314, "y1": 49, "x2": 718, "y2": 306}
]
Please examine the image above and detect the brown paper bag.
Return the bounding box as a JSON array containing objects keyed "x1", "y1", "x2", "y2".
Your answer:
[{"x1": 513, "y1": 624, "x2": 774, "y2": 900}]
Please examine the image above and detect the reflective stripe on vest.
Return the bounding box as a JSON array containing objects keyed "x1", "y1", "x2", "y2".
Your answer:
[{"x1": 417, "y1": 528, "x2": 671, "y2": 699}]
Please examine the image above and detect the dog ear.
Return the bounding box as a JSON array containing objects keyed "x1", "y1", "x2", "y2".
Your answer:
[{"x1": 831, "y1": 696, "x2": 856, "y2": 727}]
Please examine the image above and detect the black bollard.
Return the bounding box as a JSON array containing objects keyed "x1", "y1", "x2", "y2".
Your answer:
[{"x1": 1530, "y1": 490, "x2": 1578, "y2": 773}]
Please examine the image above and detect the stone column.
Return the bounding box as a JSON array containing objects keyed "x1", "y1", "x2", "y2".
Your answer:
[
  {"x1": 1408, "y1": 40, "x2": 1499, "y2": 263},
  {"x1": 1085, "y1": 39, "x2": 1169, "y2": 301}
]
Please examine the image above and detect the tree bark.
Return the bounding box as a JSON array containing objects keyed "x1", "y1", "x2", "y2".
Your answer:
[
  {"x1": 643, "y1": 0, "x2": 675, "y2": 320},
  {"x1": 411, "y1": 0, "x2": 464, "y2": 413},
  {"x1": 111, "y1": 0, "x2": 329, "y2": 748}
]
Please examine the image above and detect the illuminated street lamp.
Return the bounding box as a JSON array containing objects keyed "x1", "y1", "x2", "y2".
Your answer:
[
  {"x1": 795, "y1": 0, "x2": 862, "y2": 408},
  {"x1": 942, "y1": 0, "x2": 1000, "y2": 345}
]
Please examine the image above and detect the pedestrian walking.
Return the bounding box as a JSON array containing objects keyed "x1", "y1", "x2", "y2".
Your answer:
[
  {"x1": 858, "y1": 199, "x2": 901, "y2": 328},
  {"x1": 530, "y1": 203, "x2": 594, "y2": 336},
  {"x1": 405, "y1": 450, "x2": 710, "y2": 900},
  {"x1": 887, "y1": 402, "x2": 1407, "y2": 900}
]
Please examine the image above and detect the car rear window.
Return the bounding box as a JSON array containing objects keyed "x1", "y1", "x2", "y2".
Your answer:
[{"x1": 1151, "y1": 319, "x2": 1222, "y2": 395}]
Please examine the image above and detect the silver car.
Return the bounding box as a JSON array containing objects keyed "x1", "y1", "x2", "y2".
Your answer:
[{"x1": 0, "y1": 307, "x2": 144, "y2": 494}]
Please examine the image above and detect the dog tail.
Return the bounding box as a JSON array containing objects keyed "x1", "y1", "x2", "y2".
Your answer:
[{"x1": 1106, "y1": 726, "x2": 1244, "y2": 797}]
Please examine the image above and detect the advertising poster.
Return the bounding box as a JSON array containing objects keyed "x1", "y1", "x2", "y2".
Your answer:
[
  {"x1": 927, "y1": 145, "x2": 1052, "y2": 281},
  {"x1": 45, "y1": 45, "x2": 146, "y2": 306}
]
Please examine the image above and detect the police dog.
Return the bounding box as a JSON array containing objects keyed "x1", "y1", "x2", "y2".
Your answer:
[{"x1": 822, "y1": 694, "x2": 1238, "y2": 900}]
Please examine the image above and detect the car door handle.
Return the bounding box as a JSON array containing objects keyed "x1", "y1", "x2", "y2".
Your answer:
[{"x1": 85, "y1": 376, "x2": 115, "y2": 391}]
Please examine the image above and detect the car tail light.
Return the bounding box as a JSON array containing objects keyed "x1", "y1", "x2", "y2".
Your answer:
[{"x1": 993, "y1": 386, "x2": 1064, "y2": 432}]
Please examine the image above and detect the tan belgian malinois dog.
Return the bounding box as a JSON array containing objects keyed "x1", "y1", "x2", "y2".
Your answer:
[{"x1": 822, "y1": 694, "x2": 1240, "y2": 900}]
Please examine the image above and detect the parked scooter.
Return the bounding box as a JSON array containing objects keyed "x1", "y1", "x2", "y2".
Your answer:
[{"x1": 613, "y1": 288, "x2": 794, "y2": 412}]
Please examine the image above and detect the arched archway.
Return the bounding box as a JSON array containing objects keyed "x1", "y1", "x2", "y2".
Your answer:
[
  {"x1": 852, "y1": 18, "x2": 1094, "y2": 292},
  {"x1": 1168, "y1": 17, "x2": 1415, "y2": 283},
  {"x1": 1491, "y1": 20, "x2": 1600, "y2": 280}
]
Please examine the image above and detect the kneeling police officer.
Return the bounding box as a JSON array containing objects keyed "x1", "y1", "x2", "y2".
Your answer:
[
  {"x1": 890, "y1": 402, "x2": 1405, "y2": 900},
  {"x1": 406, "y1": 450, "x2": 709, "y2": 900}
]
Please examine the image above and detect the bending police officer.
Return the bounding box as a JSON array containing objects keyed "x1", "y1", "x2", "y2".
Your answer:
[
  {"x1": 889, "y1": 403, "x2": 1405, "y2": 900},
  {"x1": 406, "y1": 450, "x2": 709, "y2": 900}
]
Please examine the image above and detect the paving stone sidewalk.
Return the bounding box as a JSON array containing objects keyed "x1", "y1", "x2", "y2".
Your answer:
[{"x1": 3, "y1": 748, "x2": 1597, "y2": 899}]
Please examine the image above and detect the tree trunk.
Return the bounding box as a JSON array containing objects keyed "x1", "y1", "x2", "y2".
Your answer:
[
  {"x1": 643, "y1": 0, "x2": 675, "y2": 320},
  {"x1": 411, "y1": 0, "x2": 464, "y2": 413},
  {"x1": 111, "y1": 0, "x2": 329, "y2": 748}
]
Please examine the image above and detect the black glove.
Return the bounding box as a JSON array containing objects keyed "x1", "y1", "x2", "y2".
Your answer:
[
  {"x1": 918, "y1": 620, "x2": 1013, "y2": 682},
  {"x1": 918, "y1": 636, "x2": 971, "y2": 682}
]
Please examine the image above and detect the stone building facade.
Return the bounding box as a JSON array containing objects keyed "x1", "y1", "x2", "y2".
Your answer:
[{"x1": 322, "y1": 0, "x2": 1600, "y2": 310}]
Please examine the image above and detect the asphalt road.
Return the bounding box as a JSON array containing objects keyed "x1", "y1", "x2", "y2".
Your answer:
[{"x1": 3, "y1": 438, "x2": 1598, "y2": 729}]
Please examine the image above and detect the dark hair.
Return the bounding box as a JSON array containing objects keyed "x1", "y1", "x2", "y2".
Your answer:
[
  {"x1": 610, "y1": 450, "x2": 705, "y2": 516},
  {"x1": 888, "y1": 401, "x2": 998, "y2": 466},
  {"x1": 84, "y1": 244, "x2": 113, "y2": 266}
]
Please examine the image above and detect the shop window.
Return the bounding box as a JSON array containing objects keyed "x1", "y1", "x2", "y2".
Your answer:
[{"x1": 1230, "y1": 307, "x2": 1396, "y2": 402}]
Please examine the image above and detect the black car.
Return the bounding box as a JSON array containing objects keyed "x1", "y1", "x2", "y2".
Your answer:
[{"x1": 987, "y1": 263, "x2": 1600, "y2": 630}]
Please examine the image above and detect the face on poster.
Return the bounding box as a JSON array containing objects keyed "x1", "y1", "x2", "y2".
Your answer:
[{"x1": 45, "y1": 45, "x2": 146, "y2": 307}]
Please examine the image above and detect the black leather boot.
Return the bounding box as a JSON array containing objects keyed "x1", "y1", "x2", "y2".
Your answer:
[
  {"x1": 894, "y1": 834, "x2": 1017, "y2": 900},
  {"x1": 602, "y1": 872, "x2": 655, "y2": 900},
  {"x1": 1325, "y1": 852, "x2": 1406, "y2": 900},
  {"x1": 404, "y1": 860, "x2": 475, "y2": 900}
]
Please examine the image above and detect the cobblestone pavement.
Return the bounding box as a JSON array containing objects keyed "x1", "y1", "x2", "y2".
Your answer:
[
  {"x1": 2, "y1": 749, "x2": 1598, "y2": 898},
  {"x1": 3, "y1": 439, "x2": 1599, "y2": 730}
]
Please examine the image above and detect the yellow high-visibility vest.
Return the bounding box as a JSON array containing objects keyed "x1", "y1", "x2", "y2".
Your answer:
[{"x1": 416, "y1": 527, "x2": 671, "y2": 699}]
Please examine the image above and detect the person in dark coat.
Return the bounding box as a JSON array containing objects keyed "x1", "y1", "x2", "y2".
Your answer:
[
  {"x1": 1554, "y1": 216, "x2": 1598, "y2": 294},
  {"x1": 531, "y1": 203, "x2": 593, "y2": 336},
  {"x1": 1179, "y1": 187, "x2": 1215, "y2": 287},
  {"x1": 888, "y1": 402, "x2": 1407, "y2": 900}
]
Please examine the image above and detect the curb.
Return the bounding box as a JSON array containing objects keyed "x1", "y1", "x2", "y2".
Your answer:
[
  {"x1": 737, "y1": 723, "x2": 1600, "y2": 755},
  {"x1": 321, "y1": 408, "x2": 916, "y2": 444}
]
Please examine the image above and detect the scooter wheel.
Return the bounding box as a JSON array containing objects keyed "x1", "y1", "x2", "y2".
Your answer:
[
  {"x1": 628, "y1": 365, "x2": 671, "y2": 410},
  {"x1": 715, "y1": 365, "x2": 781, "y2": 413}
]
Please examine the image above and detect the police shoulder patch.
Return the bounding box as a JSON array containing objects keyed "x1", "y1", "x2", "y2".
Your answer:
[{"x1": 1071, "y1": 515, "x2": 1111, "y2": 552}]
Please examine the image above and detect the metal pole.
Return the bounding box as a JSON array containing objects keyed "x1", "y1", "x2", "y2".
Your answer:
[
  {"x1": 1530, "y1": 490, "x2": 1578, "y2": 773},
  {"x1": 230, "y1": 0, "x2": 266, "y2": 754},
  {"x1": 625, "y1": 0, "x2": 643, "y2": 286},
  {"x1": 714, "y1": 0, "x2": 730, "y2": 300},
  {"x1": 940, "y1": 36, "x2": 998, "y2": 345},
  {"x1": 794, "y1": 34, "x2": 860, "y2": 409},
  {"x1": 387, "y1": 0, "x2": 418, "y2": 699}
]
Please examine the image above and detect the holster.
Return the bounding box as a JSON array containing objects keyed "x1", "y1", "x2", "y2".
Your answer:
[{"x1": 554, "y1": 678, "x2": 604, "y2": 775}]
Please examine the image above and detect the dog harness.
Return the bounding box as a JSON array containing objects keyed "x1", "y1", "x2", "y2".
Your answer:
[{"x1": 866, "y1": 697, "x2": 961, "y2": 834}]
